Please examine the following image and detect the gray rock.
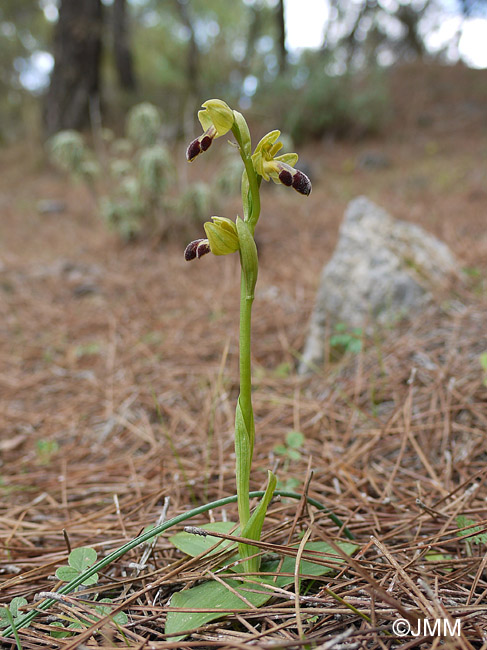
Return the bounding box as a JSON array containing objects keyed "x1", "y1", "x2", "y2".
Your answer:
[
  {"x1": 356, "y1": 151, "x2": 391, "y2": 170},
  {"x1": 37, "y1": 199, "x2": 66, "y2": 214},
  {"x1": 299, "y1": 196, "x2": 460, "y2": 374}
]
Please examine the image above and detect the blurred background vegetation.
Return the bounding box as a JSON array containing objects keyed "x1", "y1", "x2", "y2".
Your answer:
[{"x1": 2, "y1": 0, "x2": 487, "y2": 147}]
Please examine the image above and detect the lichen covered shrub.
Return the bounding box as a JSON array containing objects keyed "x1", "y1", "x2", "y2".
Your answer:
[{"x1": 47, "y1": 103, "x2": 216, "y2": 242}]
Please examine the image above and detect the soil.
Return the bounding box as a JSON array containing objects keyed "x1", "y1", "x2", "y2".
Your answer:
[{"x1": 1, "y1": 62, "x2": 487, "y2": 648}]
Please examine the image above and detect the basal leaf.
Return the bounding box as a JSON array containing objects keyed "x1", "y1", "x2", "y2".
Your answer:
[
  {"x1": 170, "y1": 521, "x2": 239, "y2": 558},
  {"x1": 165, "y1": 578, "x2": 271, "y2": 641},
  {"x1": 263, "y1": 541, "x2": 358, "y2": 588}
]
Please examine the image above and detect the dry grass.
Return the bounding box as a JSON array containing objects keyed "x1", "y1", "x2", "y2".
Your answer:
[{"x1": 1, "y1": 63, "x2": 487, "y2": 648}]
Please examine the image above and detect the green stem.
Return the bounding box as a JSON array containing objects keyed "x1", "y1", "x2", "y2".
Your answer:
[
  {"x1": 230, "y1": 119, "x2": 260, "y2": 568},
  {"x1": 238, "y1": 272, "x2": 254, "y2": 454},
  {"x1": 231, "y1": 123, "x2": 260, "y2": 231},
  {"x1": 235, "y1": 267, "x2": 255, "y2": 561},
  {"x1": 5, "y1": 607, "x2": 22, "y2": 649}
]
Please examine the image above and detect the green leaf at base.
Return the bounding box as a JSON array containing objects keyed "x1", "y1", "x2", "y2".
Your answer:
[
  {"x1": 165, "y1": 540, "x2": 358, "y2": 641},
  {"x1": 265, "y1": 541, "x2": 358, "y2": 587},
  {"x1": 239, "y1": 470, "x2": 276, "y2": 572},
  {"x1": 170, "y1": 521, "x2": 239, "y2": 558},
  {"x1": 165, "y1": 578, "x2": 271, "y2": 641}
]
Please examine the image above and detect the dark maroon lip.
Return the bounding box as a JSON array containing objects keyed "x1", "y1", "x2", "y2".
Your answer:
[{"x1": 186, "y1": 138, "x2": 201, "y2": 162}]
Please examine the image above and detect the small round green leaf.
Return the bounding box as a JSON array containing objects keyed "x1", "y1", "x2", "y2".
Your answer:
[
  {"x1": 286, "y1": 448, "x2": 301, "y2": 461},
  {"x1": 55, "y1": 566, "x2": 79, "y2": 582},
  {"x1": 286, "y1": 430, "x2": 304, "y2": 448},
  {"x1": 9, "y1": 598, "x2": 27, "y2": 618},
  {"x1": 69, "y1": 547, "x2": 97, "y2": 572}
]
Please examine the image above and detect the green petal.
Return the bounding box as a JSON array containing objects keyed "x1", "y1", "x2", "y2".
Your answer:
[
  {"x1": 269, "y1": 141, "x2": 283, "y2": 157},
  {"x1": 275, "y1": 152, "x2": 298, "y2": 167},
  {"x1": 253, "y1": 130, "x2": 280, "y2": 155},
  {"x1": 251, "y1": 151, "x2": 269, "y2": 180}
]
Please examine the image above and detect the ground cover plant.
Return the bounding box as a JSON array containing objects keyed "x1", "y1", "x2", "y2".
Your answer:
[{"x1": 1, "y1": 63, "x2": 487, "y2": 648}]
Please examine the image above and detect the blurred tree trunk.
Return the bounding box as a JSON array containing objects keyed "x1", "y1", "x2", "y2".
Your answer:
[
  {"x1": 173, "y1": 0, "x2": 199, "y2": 138},
  {"x1": 44, "y1": 0, "x2": 103, "y2": 136},
  {"x1": 174, "y1": 0, "x2": 198, "y2": 96},
  {"x1": 395, "y1": 3, "x2": 428, "y2": 59},
  {"x1": 244, "y1": 4, "x2": 261, "y2": 69},
  {"x1": 276, "y1": 0, "x2": 287, "y2": 72},
  {"x1": 344, "y1": 1, "x2": 372, "y2": 67},
  {"x1": 113, "y1": 0, "x2": 136, "y2": 91}
]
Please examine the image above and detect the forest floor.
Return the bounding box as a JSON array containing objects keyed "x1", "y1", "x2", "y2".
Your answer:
[{"x1": 1, "y1": 63, "x2": 487, "y2": 649}]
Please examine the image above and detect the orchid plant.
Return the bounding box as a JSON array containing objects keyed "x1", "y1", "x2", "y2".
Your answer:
[
  {"x1": 1, "y1": 101, "x2": 356, "y2": 646},
  {"x1": 183, "y1": 99, "x2": 311, "y2": 574}
]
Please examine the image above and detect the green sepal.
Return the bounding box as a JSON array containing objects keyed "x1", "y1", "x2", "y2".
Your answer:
[
  {"x1": 204, "y1": 217, "x2": 239, "y2": 255},
  {"x1": 236, "y1": 217, "x2": 258, "y2": 300},
  {"x1": 198, "y1": 99, "x2": 234, "y2": 136}
]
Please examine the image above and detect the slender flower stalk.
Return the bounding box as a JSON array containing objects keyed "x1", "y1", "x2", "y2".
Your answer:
[{"x1": 184, "y1": 100, "x2": 311, "y2": 573}]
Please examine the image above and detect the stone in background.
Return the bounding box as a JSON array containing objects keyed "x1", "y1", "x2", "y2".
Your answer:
[{"x1": 299, "y1": 196, "x2": 460, "y2": 374}]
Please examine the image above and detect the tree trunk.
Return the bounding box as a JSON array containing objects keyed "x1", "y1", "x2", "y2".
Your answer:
[
  {"x1": 44, "y1": 0, "x2": 103, "y2": 137},
  {"x1": 277, "y1": 0, "x2": 287, "y2": 73},
  {"x1": 173, "y1": 0, "x2": 199, "y2": 138},
  {"x1": 113, "y1": 0, "x2": 136, "y2": 91}
]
